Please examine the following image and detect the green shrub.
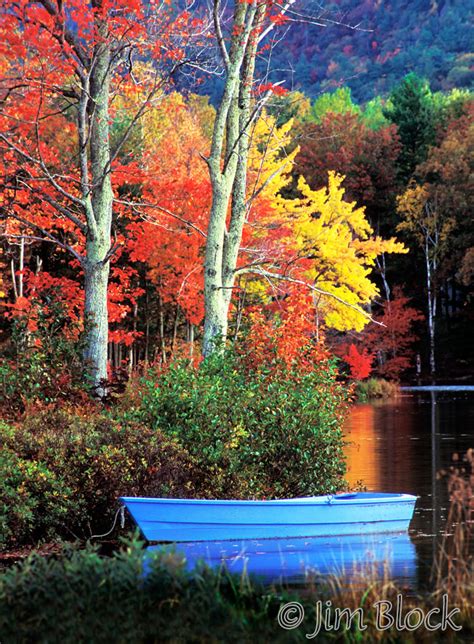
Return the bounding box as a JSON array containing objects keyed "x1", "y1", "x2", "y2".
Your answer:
[
  {"x1": 0, "y1": 408, "x2": 201, "y2": 549},
  {"x1": 0, "y1": 424, "x2": 75, "y2": 550},
  {"x1": 0, "y1": 350, "x2": 88, "y2": 421},
  {"x1": 2, "y1": 349, "x2": 348, "y2": 548},
  {"x1": 0, "y1": 539, "x2": 299, "y2": 643},
  {"x1": 130, "y1": 350, "x2": 349, "y2": 499},
  {"x1": 0, "y1": 293, "x2": 90, "y2": 419}
]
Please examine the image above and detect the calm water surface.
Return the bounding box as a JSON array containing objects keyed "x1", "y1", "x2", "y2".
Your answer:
[{"x1": 344, "y1": 390, "x2": 474, "y2": 588}]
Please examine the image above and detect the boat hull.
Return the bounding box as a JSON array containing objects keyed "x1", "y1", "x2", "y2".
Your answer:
[{"x1": 120, "y1": 493, "x2": 417, "y2": 542}]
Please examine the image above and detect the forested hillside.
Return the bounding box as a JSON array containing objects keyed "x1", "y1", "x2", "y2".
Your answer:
[{"x1": 267, "y1": 0, "x2": 473, "y2": 101}]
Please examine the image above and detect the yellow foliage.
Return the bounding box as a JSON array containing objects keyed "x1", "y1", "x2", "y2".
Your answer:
[
  {"x1": 396, "y1": 182, "x2": 455, "y2": 248},
  {"x1": 240, "y1": 114, "x2": 407, "y2": 330},
  {"x1": 239, "y1": 113, "x2": 300, "y2": 303},
  {"x1": 239, "y1": 277, "x2": 269, "y2": 301},
  {"x1": 247, "y1": 113, "x2": 299, "y2": 227},
  {"x1": 258, "y1": 170, "x2": 407, "y2": 331},
  {"x1": 140, "y1": 92, "x2": 213, "y2": 168},
  {"x1": 396, "y1": 182, "x2": 430, "y2": 238}
]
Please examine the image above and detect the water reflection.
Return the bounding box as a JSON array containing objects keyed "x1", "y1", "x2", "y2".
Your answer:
[
  {"x1": 344, "y1": 390, "x2": 474, "y2": 588},
  {"x1": 148, "y1": 532, "x2": 416, "y2": 585},
  {"x1": 345, "y1": 400, "x2": 419, "y2": 492},
  {"x1": 344, "y1": 405, "x2": 381, "y2": 489}
]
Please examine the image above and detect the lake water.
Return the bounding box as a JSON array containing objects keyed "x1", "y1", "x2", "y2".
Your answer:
[
  {"x1": 344, "y1": 389, "x2": 474, "y2": 589},
  {"x1": 159, "y1": 389, "x2": 473, "y2": 588}
]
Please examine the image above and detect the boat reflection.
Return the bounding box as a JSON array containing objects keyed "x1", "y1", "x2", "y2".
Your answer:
[{"x1": 147, "y1": 532, "x2": 416, "y2": 585}]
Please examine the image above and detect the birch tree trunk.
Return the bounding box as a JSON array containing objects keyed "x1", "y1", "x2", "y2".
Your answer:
[
  {"x1": 425, "y1": 234, "x2": 436, "y2": 375},
  {"x1": 82, "y1": 19, "x2": 113, "y2": 395},
  {"x1": 426, "y1": 201, "x2": 441, "y2": 377},
  {"x1": 202, "y1": 0, "x2": 263, "y2": 357}
]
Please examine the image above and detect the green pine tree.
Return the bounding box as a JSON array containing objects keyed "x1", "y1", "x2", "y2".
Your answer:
[{"x1": 384, "y1": 73, "x2": 437, "y2": 182}]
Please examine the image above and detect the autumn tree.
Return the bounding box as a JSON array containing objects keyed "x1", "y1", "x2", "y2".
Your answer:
[
  {"x1": 309, "y1": 87, "x2": 361, "y2": 123},
  {"x1": 396, "y1": 183, "x2": 454, "y2": 375},
  {"x1": 201, "y1": 0, "x2": 369, "y2": 356},
  {"x1": 395, "y1": 98, "x2": 473, "y2": 375},
  {"x1": 264, "y1": 171, "x2": 407, "y2": 332},
  {"x1": 0, "y1": 0, "x2": 201, "y2": 394},
  {"x1": 126, "y1": 92, "x2": 213, "y2": 362},
  {"x1": 295, "y1": 111, "x2": 401, "y2": 226},
  {"x1": 223, "y1": 110, "x2": 407, "y2": 339},
  {"x1": 418, "y1": 100, "x2": 474, "y2": 289},
  {"x1": 266, "y1": 90, "x2": 311, "y2": 129},
  {"x1": 342, "y1": 344, "x2": 373, "y2": 381},
  {"x1": 201, "y1": 0, "x2": 264, "y2": 355},
  {"x1": 358, "y1": 287, "x2": 424, "y2": 380},
  {"x1": 238, "y1": 288, "x2": 332, "y2": 374}
]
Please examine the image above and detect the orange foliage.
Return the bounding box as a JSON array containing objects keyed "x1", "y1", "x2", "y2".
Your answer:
[
  {"x1": 240, "y1": 289, "x2": 332, "y2": 375},
  {"x1": 126, "y1": 93, "x2": 212, "y2": 326},
  {"x1": 4, "y1": 270, "x2": 83, "y2": 340},
  {"x1": 342, "y1": 344, "x2": 373, "y2": 380}
]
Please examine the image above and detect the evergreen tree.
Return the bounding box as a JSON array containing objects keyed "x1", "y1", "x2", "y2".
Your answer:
[{"x1": 384, "y1": 73, "x2": 437, "y2": 182}]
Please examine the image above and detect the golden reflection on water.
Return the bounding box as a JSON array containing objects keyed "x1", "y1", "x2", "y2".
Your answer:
[
  {"x1": 344, "y1": 398, "x2": 418, "y2": 492},
  {"x1": 344, "y1": 404, "x2": 381, "y2": 489}
]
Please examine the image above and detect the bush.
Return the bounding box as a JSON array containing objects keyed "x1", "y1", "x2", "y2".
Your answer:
[
  {"x1": 0, "y1": 539, "x2": 300, "y2": 643},
  {"x1": 131, "y1": 350, "x2": 349, "y2": 499},
  {"x1": 0, "y1": 424, "x2": 74, "y2": 551},
  {"x1": 355, "y1": 378, "x2": 400, "y2": 402},
  {"x1": 0, "y1": 346, "x2": 88, "y2": 421},
  {"x1": 0, "y1": 407, "x2": 201, "y2": 550},
  {"x1": 1, "y1": 348, "x2": 349, "y2": 549},
  {"x1": 0, "y1": 284, "x2": 94, "y2": 419}
]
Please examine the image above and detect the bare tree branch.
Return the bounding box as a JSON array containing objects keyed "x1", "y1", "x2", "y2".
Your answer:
[
  {"x1": 235, "y1": 267, "x2": 385, "y2": 326},
  {"x1": 113, "y1": 197, "x2": 208, "y2": 238},
  {"x1": 1, "y1": 210, "x2": 84, "y2": 264},
  {"x1": 213, "y1": 0, "x2": 230, "y2": 69}
]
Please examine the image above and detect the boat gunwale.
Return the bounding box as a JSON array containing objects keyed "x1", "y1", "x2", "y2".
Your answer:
[{"x1": 120, "y1": 493, "x2": 418, "y2": 507}]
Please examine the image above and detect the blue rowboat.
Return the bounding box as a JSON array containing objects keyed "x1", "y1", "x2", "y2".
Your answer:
[{"x1": 120, "y1": 492, "x2": 417, "y2": 542}]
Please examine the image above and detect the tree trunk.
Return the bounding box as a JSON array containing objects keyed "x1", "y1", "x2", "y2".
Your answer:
[
  {"x1": 82, "y1": 20, "x2": 113, "y2": 396},
  {"x1": 171, "y1": 305, "x2": 180, "y2": 356},
  {"x1": 203, "y1": 184, "x2": 234, "y2": 355},
  {"x1": 128, "y1": 302, "x2": 138, "y2": 374},
  {"x1": 158, "y1": 291, "x2": 167, "y2": 363},
  {"x1": 202, "y1": 1, "x2": 262, "y2": 357},
  {"x1": 144, "y1": 287, "x2": 150, "y2": 364},
  {"x1": 376, "y1": 253, "x2": 391, "y2": 302},
  {"x1": 19, "y1": 236, "x2": 24, "y2": 298},
  {"x1": 188, "y1": 322, "x2": 194, "y2": 360},
  {"x1": 83, "y1": 257, "x2": 110, "y2": 393},
  {"x1": 425, "y1": 240, "x2": 436, "y2": 376}
]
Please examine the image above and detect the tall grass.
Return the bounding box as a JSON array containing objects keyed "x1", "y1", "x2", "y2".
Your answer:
[
  {"x1": 432, "y1": 449, "x2": 473, "y2": 614},
  {"x1": 356, "y1": 378, "x2": 400, "y2": 402}
]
